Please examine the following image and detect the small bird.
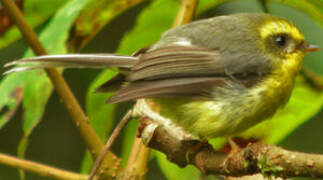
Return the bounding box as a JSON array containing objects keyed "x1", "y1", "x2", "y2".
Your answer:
[{"x1": 4, "y1": 13, "x2": 319, "y2": 140}]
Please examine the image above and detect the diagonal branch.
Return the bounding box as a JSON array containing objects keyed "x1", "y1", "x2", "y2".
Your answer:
[{"x1": 0, "y1": 0, "x2": 108, "y2": 159}]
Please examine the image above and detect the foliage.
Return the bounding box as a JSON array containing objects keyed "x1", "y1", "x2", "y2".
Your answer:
[{"x1": 0, "y1": 0, "x2": 322, "y2": 179}]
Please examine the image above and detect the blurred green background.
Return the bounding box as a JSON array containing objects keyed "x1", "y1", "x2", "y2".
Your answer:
[{"x1": 0, "y1": 0, "x2": 322, "y2": 179}]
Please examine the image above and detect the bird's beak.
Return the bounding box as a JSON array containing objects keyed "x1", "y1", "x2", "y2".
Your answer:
[{"x1": 304, "y1": 43, "x2": 320, "y2": 52}]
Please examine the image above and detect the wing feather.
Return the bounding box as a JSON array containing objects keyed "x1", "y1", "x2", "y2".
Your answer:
[
  {"x1": 107, "y1": 77, "x2": 227, "y2": 103},
  {"x1": 107, "y1": 45, "x2": 266, "y2": 103},
  {"x1": 128, "y1": 45, "x2": 223, "y2": 81}
]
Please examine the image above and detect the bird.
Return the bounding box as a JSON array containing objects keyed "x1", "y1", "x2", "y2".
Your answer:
[{"x1": 4, "y1": 13, "x2": 319, "y2": 140}]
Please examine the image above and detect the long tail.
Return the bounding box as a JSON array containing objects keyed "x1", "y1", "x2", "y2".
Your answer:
[{"x1": 3, "y1": 54, "x2": 138, "y2": 74}]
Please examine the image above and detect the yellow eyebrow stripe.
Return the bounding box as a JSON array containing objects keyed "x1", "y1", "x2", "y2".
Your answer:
[{"x1": 258, "y1": 20, "x2": 304, "y2": 41}]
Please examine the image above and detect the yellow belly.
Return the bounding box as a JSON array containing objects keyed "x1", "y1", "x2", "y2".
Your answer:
[{"x1": 153, "y1": 74, "x2": 295, "y2": 139}]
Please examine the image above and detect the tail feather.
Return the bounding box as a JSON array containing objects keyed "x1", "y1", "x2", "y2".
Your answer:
[{"x1": 4, "y1": 54, "x2": 138, "y2": 74}]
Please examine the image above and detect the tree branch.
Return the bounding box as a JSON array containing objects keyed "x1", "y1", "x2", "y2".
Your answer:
[
  {"x1": 0, "y1": 153, "x2": 88, "y2": 180},
  {"x1": 173, "y1": 0, "x2": 199, "y2": 27},
  {"x1": 120, "y1": 137, "x2": 150, "y2": 180},
  {"x1": 139, "y1": 117, "x2": 323, "y2": 179}
]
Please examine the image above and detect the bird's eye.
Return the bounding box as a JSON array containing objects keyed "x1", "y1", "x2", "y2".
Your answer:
[{"x1": 274, "y1": 35, "x2": 287, "y2": 47}]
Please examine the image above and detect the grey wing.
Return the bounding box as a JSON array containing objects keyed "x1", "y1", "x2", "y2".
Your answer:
[
  {"x1": 107, "y1": 45, "x2": 265, "y2": 103},
  {"x1": 107, "y1": 77, "x2": 228, "y2": 103},
  {"x1": 127, "y1": 45, "x2": 225, "y2": 81}
]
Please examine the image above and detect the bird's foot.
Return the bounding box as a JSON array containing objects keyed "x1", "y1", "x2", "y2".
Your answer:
[
  {"x1": 184, "y1": 140, "x2": 210, "y2": 163},
  {"x1": 222, "y1": 137, "x2": 258, "y2": 171},
  {"x1": 222, "y1": 138, "x2": 242, "y2": 172}
]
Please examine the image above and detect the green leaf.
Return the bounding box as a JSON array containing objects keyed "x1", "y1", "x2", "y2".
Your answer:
[
  {"x1": 0, "y1": 0, "x2": 68, "y2": 49},
  {"x1": 117, "y1": 0, "x2": 179, "y2": 55},
  {"x1": 196, "y1": 0, "x2": 232, "y2": 15},
  {"x1": 0, "y1": 0, "x2": 91, "y2": 178},
  {"x1": 269, "y1": 0, "x2": 323, "y2": 28},
  {"x1": 21, "y1": 71, "x2": 51, "y2": 134},
  {"x1": 0, "y1": 72, "x2": 28, "y2": 129},
  {"x1": 121, "y1": 118, "x2": 139, "y2": 166},
  {"x1": 17, "y1": 0, "x2": 91, "y2": 137},
  {"x1": 77, "y1": 0, "x2": 154, "y2": 172},
  {"x1": 86, "y1": 69, "x2": 118, "y2": 140},
  {"x1": 67, "y1": 0, "x2": 148, "y2": 52},
  {"x1": 80, "y1": 69, "x2": 118, "y2": 173},
  {"x1": 240, "y1": 76, "x2": 323, "y2": 144}
]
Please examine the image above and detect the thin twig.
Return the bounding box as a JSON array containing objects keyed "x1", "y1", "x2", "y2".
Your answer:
[
  {"x1": 89, "y1": 110, "x2": 133, "y2": 180},
  {"x1": 0, "y1": 0, "x2": 108, "y2": 159},
  {"x1": 0, "y1": 153, "x2": 88, "y2": 180}
]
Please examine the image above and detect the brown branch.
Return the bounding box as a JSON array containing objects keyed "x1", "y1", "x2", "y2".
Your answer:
[
  {"x1": 0, "y1": 153, "x2": 88, "y2": 180},
  {"x1": 0, "y1": 0, "x2": 111, "y2": 159},
  {"x1": 120, "y1": 137, "x2": 150, "y2": 180},
  {"x1": 173, "y1": 0, "x2": 199, "y2": 27},
  {"x1": 89, "y1": 110, "x2": 132, "y2": 180},
  {"x1": 140, "y1": 119, "x2": 323, "y2": 179}
]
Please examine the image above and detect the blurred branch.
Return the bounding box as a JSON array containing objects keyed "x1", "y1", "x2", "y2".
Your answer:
[
  {"x1": 0, "y1": 153, "x2": 88, "y2": 180},
  {"x1": 120, "y1": 137, "x2": 150, "y2": 180},
  {"x1": 300, "y1": 68, "x2": 323, "y2": 91},
  {"x1": 173, "y1": 0, "x2": 199, "y2": 27},
  {"x1": 139, "y1": 117, "x2": 323, "y2": 179},
  {"x1": 258, "y1": 0, "x2": 269, "y2": 13}
]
